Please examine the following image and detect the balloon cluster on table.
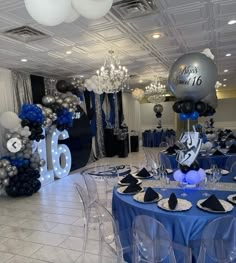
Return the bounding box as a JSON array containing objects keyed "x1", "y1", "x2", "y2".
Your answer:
[
  {"x1": 168, "y1": 49, "x2": 218, "y2": 185},
  {"x1": 24, "y1": 0, "x2": 113, "y2": 26},
  {"x1": 174, "y1": 161, "x2": 206, "y2": 185},
  {"x1": 0, "y1": 80, "x2": 80, "y2": 197}
]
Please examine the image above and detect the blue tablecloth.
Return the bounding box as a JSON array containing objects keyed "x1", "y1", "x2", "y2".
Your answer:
[
  {"x1": 143, "y1": 130, "x2": 175, "y2": 147},
  {"x1": 162, "y1": 153, "x2": 235, "y2": 170},
  {"x1": 112, "y1": 187, "x2": 236, "y2": 263}
]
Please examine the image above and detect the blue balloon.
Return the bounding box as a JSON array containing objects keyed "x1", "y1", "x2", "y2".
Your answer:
[
  {"x1": 180, "y1": 113, "x2": 189, "y2": 120},
  {"x1": 190, "y1": 111, "x2": 199, "y2": 120}
]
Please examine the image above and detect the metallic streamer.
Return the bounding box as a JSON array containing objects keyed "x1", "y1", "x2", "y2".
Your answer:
[{"x1": 95, "y1": 94, "x2": 105, "y2": 158}]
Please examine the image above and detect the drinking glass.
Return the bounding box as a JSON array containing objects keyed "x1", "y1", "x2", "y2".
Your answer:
[
  {"x1": 160, "y1": 171, "x2": 168, "y2": 191},
  {"x1": 202, "y1": 175, "x2": 210, "y2": 197},
  {"x1": 180, "y1": 180, "x2": 187, "y2": 197}
]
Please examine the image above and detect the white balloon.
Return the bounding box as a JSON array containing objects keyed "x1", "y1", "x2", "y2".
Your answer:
[
  {"x1": 65, "y1": 6, "x2": 80, "y2": 23},
  {"x1": 24, "y1": 0, "x2": 72, "y2": 26},
  {"x1": 0, "y1": 112, "x2": 21, "y2": 130},
  {"x1": 72, "y1": 0, "x2": 113, "y2": 20}
]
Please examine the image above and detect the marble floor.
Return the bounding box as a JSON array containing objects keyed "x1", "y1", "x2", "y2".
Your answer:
[{"x1": 0, "y1": 149, "x2": 148, "y2": 263}]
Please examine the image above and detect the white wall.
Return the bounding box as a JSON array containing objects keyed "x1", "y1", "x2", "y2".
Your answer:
[
  {"x1": 199, "y1": 98, "x2": 236, "y2": 131},
  {"x1": 122, "y1": 93, "x2": 141, "y2": 133},
  {"x1": 140, "y1": 101, "x2": 175, "y2": 132}
]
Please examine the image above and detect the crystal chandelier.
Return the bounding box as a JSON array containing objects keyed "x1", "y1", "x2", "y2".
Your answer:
[
  {"x1": 145, "y1": 77, "x2": 167, "y2": 103},
  {"x1": 96, "y1": 50, "x2": 129, "y2": 93}
]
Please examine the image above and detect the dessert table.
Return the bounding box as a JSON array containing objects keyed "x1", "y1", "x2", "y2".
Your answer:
[{"x1": 112, "y1": 179, "x2": 236, "y2": 263}]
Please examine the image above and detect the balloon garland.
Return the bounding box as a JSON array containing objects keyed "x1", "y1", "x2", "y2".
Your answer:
[{"x1": 0, "y1": 81, "x2": 81, "y2": 197}]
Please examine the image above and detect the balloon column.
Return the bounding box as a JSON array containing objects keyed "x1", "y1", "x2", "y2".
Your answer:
[
  {"x1": 0, "y1": 81, "x2": 80, "y2": 197},
  {"x1": 24, "y1": 0, "x2": 113, "y2": 27},
  {"x1": 168, "y1": 49, "x2": 218, "y2": 185}
]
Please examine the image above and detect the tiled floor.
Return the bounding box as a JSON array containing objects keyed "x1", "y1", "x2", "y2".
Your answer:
[{"x1": 0, "y1": 150, "x2": 147, "y2": 263}]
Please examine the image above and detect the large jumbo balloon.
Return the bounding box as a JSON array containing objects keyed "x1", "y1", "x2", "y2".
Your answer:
[
  {"x1": 24, "y1": 0, "x2": 71, "y2": 26},
  {"x1": 0, "y1": 112, "x2": 21, "y2": 129},
  {"x1": 168, "y1": 52, "x2": 217, "y2": 101},
  {"x1": 72, "y1": 0, "x2": 113, "y2": 20}
]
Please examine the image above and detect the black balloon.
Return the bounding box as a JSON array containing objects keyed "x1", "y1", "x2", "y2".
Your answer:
[
  {"x1": 56, "y1": 80, "x2": 69, "y2": 93},
  {"x1": 190, "y1": 161, "x2": 200, "y2": 171},
  {"x1": 195, "y1": 101, "x2": 207, "y2": 114},
  {"x1": 180, "y1": 164, "x2": 190, "y2": 174},
  {"x1": 181, "y1": 101, "x2": 194, "y2": 114},
  {"x1": 156, "y1": 112, "x2": 162, "y2": 118},
  {"x1": 172, "y1": 101, "x2": 183, "y2": 113}
]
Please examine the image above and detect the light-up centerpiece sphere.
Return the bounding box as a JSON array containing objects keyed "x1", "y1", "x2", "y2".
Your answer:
[{"x1": 174, "y1": 161, "x2": 206, "y2": 187}]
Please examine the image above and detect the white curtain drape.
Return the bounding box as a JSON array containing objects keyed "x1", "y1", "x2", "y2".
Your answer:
[
  {"x1": 0, "y1": 68, "x2": 16, "y2": 156},
  {"x1": 0, "y1": 69, "x2": 33, "y2": 156},
  {"x1": 12, "y1": 71, "x2": 33, "y2": 113}
]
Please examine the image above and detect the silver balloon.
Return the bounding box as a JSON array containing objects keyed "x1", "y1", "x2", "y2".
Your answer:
[
  {"x1": 62, "y1": 103, "x2": 69, "y2": 108},
  {"x1": 40, "y1": 159, "x2": 46, "y2": 167},
  {"x1": 5, "y1": 165, "x2": 12, "y2": 172},
  {"x1": 0, "y1": 168, "x2": 7, "y2": 179},
  {"x1": 168, "y1": 52, "x2": 217, "y2": 101},
  {"x1": 5, "y1": 133, "x2": 12, "y2": 140},
  {"x1": 42, "y1": 95, "x2": 55, "y2": 106},
  {"x1": 44, "y1": 107, "x2": 53, "y2": 115},
  {"x1": 64, "y1": 96, "x2": 74, "y2": 104},
  {"x1": 1, "y1": 160, "x2": 10, "y2": 167},
  {"x1": 8, "y1": 171, "x2": 15, "y2": 177},
  {"x1": 3, "y1": 178, "x2": 9, "y2": 186},
  {"x1": 153, "y1": 104, "x2": 163, "y2": 113},
  {"x1": 56, "y1": 98, "x2": 63, "y2": 104}
]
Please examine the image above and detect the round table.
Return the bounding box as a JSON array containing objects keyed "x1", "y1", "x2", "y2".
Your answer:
[
  {"x1": 112, "y1": 185, "x2": 236, "y2": 263},
  {"x1": 161, "y1": 152, "x2": 235, "y2": 169},
  {"x1": 143, "y1": 130, "x2": 175, "y2": 147}
]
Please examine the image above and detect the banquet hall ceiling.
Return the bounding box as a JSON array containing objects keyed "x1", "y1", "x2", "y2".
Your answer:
[{"x1": 0, "y1": 0, "x2": 235, "y2": 90}]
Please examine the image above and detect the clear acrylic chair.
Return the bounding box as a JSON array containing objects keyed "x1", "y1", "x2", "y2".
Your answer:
[
  {"x1": 74, "y1": 184, "x2": 90, "y2": 262},
  {"x1": 133, "y1": 215, "x2": 192, "y2": 263},
  {"x1": 197, "y1": 216, "x2": 236, "y2": 263},
  {"x1": 143, "y1": 147, "x2": 159, "y2": 170},
  {"x1": 225, "y1": 157, "x2": 236, "y2": 171},
  {"x1": 96, "y1": 202, "x2": 127, "y2": 263},
  {"x1": 231, "y1": 162, "x2": 236, "y2": 174}
]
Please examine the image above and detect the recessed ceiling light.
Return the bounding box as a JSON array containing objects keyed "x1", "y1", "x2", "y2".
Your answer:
[
  {"x1": 139, "y1": 80, "x2": 143, "y2": 83},
  {"x1": 225, "y1": 53, "x2": 231, "y2": 57},
  {"x1": 21, "y1": 58, "x2": 28, "y2": 62},
  {"x1": 223, "y1": 79, "x2": 227, "y2": 81},
  {"x1": 228, "y1": 20, "x2": 236, "y2": 25},
  {"x1": 224, "y1": 69, "x2": 229, "y2": 72},
  {"x1": 79, "y1": 75, "x2": 84, "y2": 78},
  {"x1": 152, "y1": 33, "x2": 161, "y2": 39},
  {"x1": 66, "y1": 51, "x2": 72, "y2": 55},
  {"x1": 223, "y1": 84, "x2": 227, "y2": 87}
]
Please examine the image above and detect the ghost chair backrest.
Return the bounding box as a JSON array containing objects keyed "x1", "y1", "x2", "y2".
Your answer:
[
  {"x1": 132, "y1": 215, "x2": 191, "y2": 263},
  {"x1": 159, "y1": 153, "x2": 172, "y2": 170},
  {"x1": 83, "y1": 173, "x2": 99, "y2": 206},
  {"x1": 225, "y1": 156, "x2": 236, "y2": 172},
  {"x1": 197, "y1": 216, "x2": 236, "y2": 263}
]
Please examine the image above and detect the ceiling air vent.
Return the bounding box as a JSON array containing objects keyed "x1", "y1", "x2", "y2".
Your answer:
[
  {"x1": 111, "y1": 0, "x2": 159, "y2": 20},
  {"x1": 4, "y1": 26, "x2": 49, "y2": 43}
]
